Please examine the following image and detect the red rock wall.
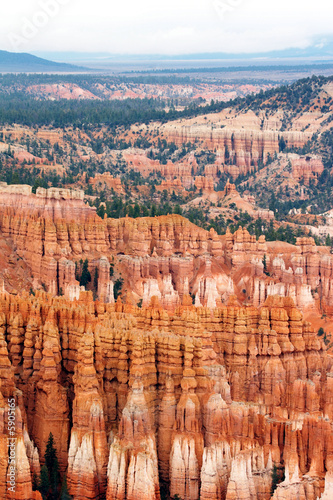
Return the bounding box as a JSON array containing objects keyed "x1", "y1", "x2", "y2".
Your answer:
[
  {"x1": 0, "y1": 291, "x2": 331, "y2": 499},
  {"x1": 160, "y1": 125, "x2": 311, "y2": 167},
  {"x1": 291, "y1": 156, "x2": 324, "y2": 185},
  {"x1": 1, "y1": 188, "x2": 333, "y2": 316}
]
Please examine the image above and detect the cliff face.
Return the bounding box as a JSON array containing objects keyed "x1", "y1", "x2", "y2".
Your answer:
[
  {"x1": 1, "y1": 186, "x2": 333, "y2": 315},
  {"x1": 0, "y1": 292, "x2": 331, "y2": 499},
  {"x1": 291, "y1": 156, "x2": 324, "y2": 186},
  {"x1": 123, "y1": 146, "x2": 323, "y2": 191},
  {"x1": 89, "y1": 174, "x2": 125, "y2": 195},
  {"x1": 159, "y1": 123, "x2": 311, "y2": 167},
  {"x1": 123, "y1": 152, "x2": 199, "y2": 189}
]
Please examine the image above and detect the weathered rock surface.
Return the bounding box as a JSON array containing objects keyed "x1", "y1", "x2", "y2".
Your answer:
[
  {"x1": 0, "y1": 291, "x2": 330, "y2": 499},
  {"x1": 0, "y1": 187, "x2": 332, "y2": 318}
]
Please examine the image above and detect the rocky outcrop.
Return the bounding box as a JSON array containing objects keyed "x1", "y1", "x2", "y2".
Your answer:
[
  {"x1": 89, "y1": 174, "x2": 125, "y2": 195},
  {"x1": 291, "y1": 156, "x2": 324, "y2": 185},
  {"x1": 107, "y1": 380, "x2": 160, "y2": 500},
  {"x1": 123, "y1": 151, "x2": 199, "y2": 189},
  {"x1": 0, "y1": 290, "x2": 330, "y2": 499},
  {"x1": 1, "y1": 128, "x2": 63, "y2": 145},
  {"x1": 160, "y1": 120, "x2": 311, "y2": 166},
  {"x1": 156, "y1": 178, "x2": 187, "y2": 196},
  {"x1": 142, "y1": 275, "x2": 181, "y2": 310},
  {"x1": 194, "y1": 176, "x2": 215, "y2": 194},
  {"x1": 67, "y1": 329, "x2": 108, "y2": 499},
  {"x1": 0, "y1": 187, "x2": 332, "y2": 316}
]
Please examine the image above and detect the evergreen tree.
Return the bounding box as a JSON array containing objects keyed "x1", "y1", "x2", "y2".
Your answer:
[
  {"x1": 150, "y1": 204, "x2": 157, "y2": 217},
  {"x1": 173, "y1": 204, "x2": 182, "y2": 215},
  {"x1": 114, "y1": 278, "x2": 124, "y2": 300},
  {"x1": 326, "y1": 234, "x2": 332, "y2": 247},
  {"x1": 271, "y1": 464, "x2": 279, "y2": 495},
  {"x1": 44, "y1": 433, "x2": 60, "y2": 499},
  {"x1": 279, "y1": 136, "x2": 286, "y2": 152},
  {"x1": 60, "y1": 475, "x2": 72, "y2": 500},
  {"x1": 39, "y1": 465, "x2": 50, "y2": 500},
  {"x1": 133, "y1": 203, "x2": 141, "y2": 218},
  {"x1": 79, "y1": 259, "x2": 91, "y2": 288},
  {"x1": 32, "y1": 472, "x2": 39, "y2": 491},
  {"x1": 45, "y1": 433, "x2": 57, "y2": 472},
  {"x1": 97, "y1": 204, "x2": 106, "y2": 219},
  {"x1": 262, "y1": 254, "x2": 269, "y2": 275},
  {"x1": 49, "y1": 455, "x2": 59, "y2": 499},
  {"x1": 271, "y1": 464, "x2": 284, "y2": 495},
  {"x1": 109, "y1": 264, "x2": 114, "y2": 277}
]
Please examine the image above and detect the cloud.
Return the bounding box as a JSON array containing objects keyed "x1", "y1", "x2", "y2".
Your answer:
[{"x1": 1, "y1": 0, "x2": 333, "y2": 54}]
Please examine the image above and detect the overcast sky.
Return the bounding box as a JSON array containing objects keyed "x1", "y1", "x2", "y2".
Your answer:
[{"x1": 2, "y1": 0, "x2": 333, "y2": 55}]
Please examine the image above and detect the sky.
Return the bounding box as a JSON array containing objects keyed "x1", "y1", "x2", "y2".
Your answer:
[{"x1": 1, "y1": 0, "x2": 333, "y2": 56}]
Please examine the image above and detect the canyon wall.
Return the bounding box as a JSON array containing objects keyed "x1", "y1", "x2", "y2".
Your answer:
[
  {"x1": 0, "y1": 186, "x2": 333, "y2": 314},
  {"x1": 159, "y1": 124, "x2": 311, "y2": 167},
  {"x1": 0, "y1": 292, "x2": 331, "y2": 499},
  {"x1": 123, "y1": 148, "x2": 323, "y2": 188},
  {"x1": 291, "y1": 156, "x2": 324, "y2": 185},
  {"x1": 0, "y1": 188, "x2": 331, "y2": 499}
]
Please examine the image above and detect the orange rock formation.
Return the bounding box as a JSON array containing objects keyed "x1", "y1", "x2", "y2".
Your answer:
[
  {"x1": 0, "y1": 186, "x2": 333, "y2": 316},
  {"x1": 89, "y1": 173, "x2": 125, "y2": 195},
  {"x1": 291, "y1": 156, "x2": 324, "y2": 185},
  {"x1": 0, "y1": 291, "x2": 331, "y2": 499},
  {"x1": 160, "y1": 124, "x2": 310, "y2": 167}
]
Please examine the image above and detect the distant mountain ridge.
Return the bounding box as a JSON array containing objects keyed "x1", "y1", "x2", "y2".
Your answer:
[
  {"x1": 33, "y1": 38, "x2": 333, "y2": 65},
  {"x1": 0, "y1": 50, "x2": 88, "y2": 73}
]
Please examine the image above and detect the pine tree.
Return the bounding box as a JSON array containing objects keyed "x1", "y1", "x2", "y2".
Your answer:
[
  {"x1": 60, "y1": 475, "x2": 72, "y2": 500},
  {"x1": 49, "y1": 455, "x2": 59, "y2": 500},
  {"x1": 79, "y1": 259, "x2": 91, "y2": 288},
  {"x1": 271, "y1": 464, "x2": 279, "y2": 495},
  {"x1": 326, "y1": 234, "x2": 332, "y2": 247},
  {"x1": 279, "y1": 136, "x2": 286, "y2": 152},
  {"x1": 45, "y1": 433, "x2": 57, "y2": 473},
  {"x1": 318, "y1": 327, "x2": 325, "y2": 337},
  {"x1": 271, "y1": 464, "x2": 284, "y2": 495},
  {"x1": 114, "y1": 278, "x2": 124, "y2": 300},
  {"x1": 150, "y1": 204, "x2": 157, "y2": 217},
  {"x1": 44, "y1": 433, "x2": 60, "y2": 500},
  {"x1": 133, "y1": 203, "x2": 141, "y2": 218},
  {"x1": 173, "y1": 204, "x2": 182, "y2": 215},
  {"x1": 32, "y1": 472, "x2": 39, "y2": 491},
  {"x1": 109, "y1": 263, "x2": 114, "y2": 278},
  {"x1": 262, "y1": 254, "x2": 269, "y2": 276},
  {"x1": 39, "y1": 465, "x2": 50, "y2": 500},
  {"x1": 97, "y1": 204, "x2": 106, "y2": 219}
]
